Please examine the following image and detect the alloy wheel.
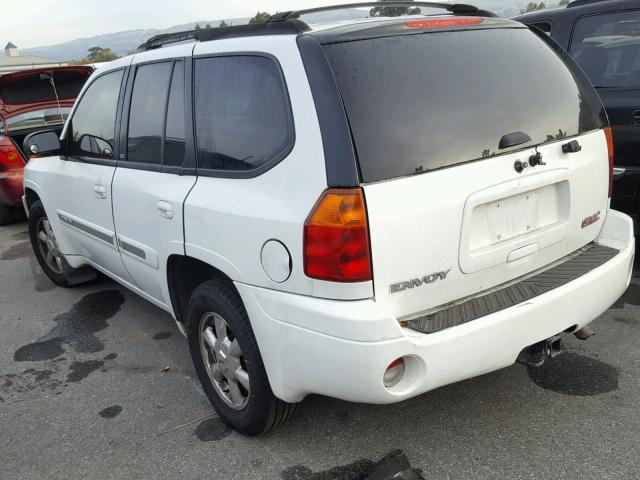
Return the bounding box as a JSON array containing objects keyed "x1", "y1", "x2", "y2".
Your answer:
[
  {"x1": 199, "y1": 312, "x2": 250, "y2": 410},
  {"x1": 36, "y1": 218, "x2": 63, "y2": 275}
]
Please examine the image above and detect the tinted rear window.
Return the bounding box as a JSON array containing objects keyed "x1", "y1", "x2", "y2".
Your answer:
[
  {"x1": 324, "y1": 28, "x2": 603, "y2": 183},
  {"x1": 0, "y1": 70, "x2": 89, "y2": 104}
]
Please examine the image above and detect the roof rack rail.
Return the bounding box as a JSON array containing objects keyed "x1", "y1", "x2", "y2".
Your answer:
[
  {"x1": 138, "y1": 20, "x2": 309, "y2": 51},
  {"x1": 268, "y1": 2, "x2": 497, "y2": 21}
]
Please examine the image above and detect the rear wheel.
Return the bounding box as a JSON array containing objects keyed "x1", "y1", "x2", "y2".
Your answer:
[
  {"x1": 28, "y1": 200, "x2": 70, "y2": 287},
  {"x1": 187, "y1": 279, "x2": 298, "y2": 435},
  {"x1": 0, "y1": 206, "x2": 15, "y2": 226}
]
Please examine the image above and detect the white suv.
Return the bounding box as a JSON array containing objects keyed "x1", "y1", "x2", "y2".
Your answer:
[{"x1": 22, "y1": 3, "x2": 635, "y2": 435}]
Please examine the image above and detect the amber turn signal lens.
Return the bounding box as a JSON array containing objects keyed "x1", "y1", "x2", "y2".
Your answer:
[{"x1": 304, "y1": 188, "x2": 372, "y2": 283}]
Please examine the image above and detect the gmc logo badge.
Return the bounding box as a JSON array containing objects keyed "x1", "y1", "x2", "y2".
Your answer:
[{"x1": 581, "y1": 211, "x2": 601, "y2": 229}]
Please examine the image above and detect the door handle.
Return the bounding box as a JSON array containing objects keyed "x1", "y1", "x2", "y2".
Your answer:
[
  {"x1": 157, "y1": 200, "x2": 173, "y2": 219},
  {"x1": 93, "y1": 184, "x2": 107, "y2": 199}
]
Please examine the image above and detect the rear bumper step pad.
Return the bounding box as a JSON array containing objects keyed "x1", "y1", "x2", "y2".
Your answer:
[{"x1": 405, "y1": 243, "x2": 619, "y2": 334}]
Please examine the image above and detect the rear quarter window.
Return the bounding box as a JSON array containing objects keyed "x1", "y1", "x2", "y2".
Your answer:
[
  {"x1": 323, "y1": 27, "x2": 604, "y2": 183},
  {"x1": 193, "y1": 55, "x2": 294, "y2": 175}
]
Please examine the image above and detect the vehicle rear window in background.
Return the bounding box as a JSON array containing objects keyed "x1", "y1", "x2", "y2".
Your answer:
[
  {"x1": 69, "y1": 70, "x2": 123, "y2": 160},
  {"x1": 127, "y1": 62, "x2": 172, "y2": 164},
  {"x1": 194, "y1": 55, "x2": 292, "y2": 172},
  {"x1": 570, "y1": 11, "x2": 640, "y2": 89},
  {"x1": 323, "y1": 28, "x2": 603, "y2": 183},
  {"x1": 164, "y1": 61, "x2": 186, "y2": 167},
  {"x1": 0, "y1": 70, "x2": 89, "y2": 104},
  {"x1": 2, "y1": 107, "x2": 71, "y2": 134}
]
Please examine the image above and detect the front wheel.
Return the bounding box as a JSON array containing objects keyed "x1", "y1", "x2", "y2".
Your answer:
[
  {"x1": 28, "y1": 200, "x2": 70, "y2": 287},
  {"x1": 187, "y1": 279, "x2": 298, "y2": 435}
]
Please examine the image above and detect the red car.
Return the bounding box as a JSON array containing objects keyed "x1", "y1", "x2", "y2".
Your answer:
[{"x1": 0, "y1": 65, "x2": 93, "y2": 225}]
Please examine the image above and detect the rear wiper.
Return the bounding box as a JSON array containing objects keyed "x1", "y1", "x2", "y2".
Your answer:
[{"x1": 499, "y1": 131, "x2": 531, "y2": 150}]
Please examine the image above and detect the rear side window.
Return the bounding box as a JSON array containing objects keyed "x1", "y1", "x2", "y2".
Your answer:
[
  {"x1": 69, "y1": 70, "x2": 123, "y2": 160},
  {"x1": 323, "y1": 28, "x2": 604, "y2": 183},
  {"x1": 194, "y1": 55, "x2": 293, "y2": 173},
  {"x1": 164, "y1": 61, "x2": 186, "y2": 167},
  {"x1": 570, "y1": 11, "x2": 640, "y2": 88},
  {"x1": 127, "y1": 62, "x2": 173, "y2": 164}
]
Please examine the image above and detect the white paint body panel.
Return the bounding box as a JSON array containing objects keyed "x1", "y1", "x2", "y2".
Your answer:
[
  {"x1": 24, "y1": 157, "x2": 134, "y2": 283},
  {"x1": 112, "y1": 169, "x2": 196, "y2": 306},
  {"x1": 185, "y1": 35, "x2": 373, "y2": 300},
  {"x1": 364, "y1": 130, "x2": 610, "y2": 319},
  {"x1": 239, "y1": 210, "x2": 634, "y2": 403}
]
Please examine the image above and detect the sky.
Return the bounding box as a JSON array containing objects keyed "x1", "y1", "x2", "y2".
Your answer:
[{"x1": 5, "y1": 0, "x2": 526, "y2": 49}]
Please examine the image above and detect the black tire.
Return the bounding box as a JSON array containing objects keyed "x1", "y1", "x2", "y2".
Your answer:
[
  {"x1": 28, "y1": 200, "x2": 71, "y2": 287},
  {"x1": 0, "y1": 205, "x2": 15, "y2": 226},
  {"x1": 187, "y1": 279, "x2": 298, "y2": 435},
  {"x1": 13, "y1": 206, "x2": 26, "y2": 222}
]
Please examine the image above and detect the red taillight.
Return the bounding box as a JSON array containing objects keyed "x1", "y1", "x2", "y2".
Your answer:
[
  {"x1": 0, "y1": 136, "x2": 25, "y2": 172},
  {"x1": 604, "y1": 126, "x2": 614, "y2": 198},
  {"x1": 404, "y1": 17, "x2": 483, "y2": 29},
  {"x1": 304, "y1": 188, "x2": 372, "y2": 283}
]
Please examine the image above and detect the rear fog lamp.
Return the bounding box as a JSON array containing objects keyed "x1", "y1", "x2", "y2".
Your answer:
[{"x1": 383, "y1": 358, "x2": 406, "y2": 388}]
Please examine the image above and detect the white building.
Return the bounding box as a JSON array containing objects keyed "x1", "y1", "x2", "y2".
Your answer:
[{"x1": 0, "y1": 42, "x2": 67, "y2": 76}]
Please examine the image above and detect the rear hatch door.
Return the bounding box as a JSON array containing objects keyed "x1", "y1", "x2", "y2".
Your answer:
[
  {"x1": 0, "y1": 66, "x2": 93, "y2": 138},
  {"x1": 323, "y1": 22, "x2": 610, "y2": 319}
]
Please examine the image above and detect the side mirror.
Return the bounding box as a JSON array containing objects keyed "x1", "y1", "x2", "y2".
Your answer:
[{"x1": 23, "y1": 130, "x2": 62, "y2": 159}]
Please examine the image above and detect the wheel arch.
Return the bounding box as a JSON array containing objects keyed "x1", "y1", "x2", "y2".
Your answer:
[
  {"x1": 24, "y1": 187, "x2": 41, "y2": 211},
  {"x1": 167, "y1": 254, "x2": 240, "y2": 328}
]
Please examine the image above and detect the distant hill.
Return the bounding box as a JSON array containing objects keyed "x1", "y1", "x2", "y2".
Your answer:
[
  {"x1": 22, "y1": 2, "x2": 521, "y2": 62},
  {"x1": 22, "y1": 18, "x2": 250, "y2": 61}
]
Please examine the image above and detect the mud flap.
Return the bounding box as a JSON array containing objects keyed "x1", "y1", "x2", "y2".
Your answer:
[{"x1": 61, "y1": 256, "x2": 97, "y2": 286}]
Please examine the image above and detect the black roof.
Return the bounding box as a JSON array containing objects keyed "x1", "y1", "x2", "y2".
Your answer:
[
  {"x1": 308, "y1": 17, "x2": 523, "y2": 45},
  {"x1": 138, "y1": 2, "x2": 500, "y2": 51},
  {"x1": 268, "y1": 2, "x2": 496, "y2": 21},
  {"x1": 138, "y1": 21, "x2": 309, "y2": 51}
]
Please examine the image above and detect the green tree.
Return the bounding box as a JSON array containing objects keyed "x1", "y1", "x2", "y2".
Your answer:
[
  {"x1": 249, "y1": 11, "x2": 271, "y2": 24},
  {"x1": 205, "y1": 23, "x2": 211, "y2": 29},
  {"x1": 194, "y1": 23, "x2": 201, "y2": 30},
  {"x1": 557, "y1": 0, "x2": 570, "y2": 5},
  {"x1": 87, "y1": 46, "x2": 102, "y2": 61},
  {"x1": 84, "y1": 47, "x2": 118, "y2": 63},
  {"x1": 370, "y1": 0, "x2": 421, "y2": 17},
  {"x1": 520, "y1": 2, "x2": 546, "y2": 13},
  {"x1": 219, "y1": 19, "x2": 229, "y2": 27}
]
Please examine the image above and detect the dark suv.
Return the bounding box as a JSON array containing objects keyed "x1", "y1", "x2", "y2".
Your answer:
[{"x1": 514, "y1": 0, "x2": 640, "y2": 227}]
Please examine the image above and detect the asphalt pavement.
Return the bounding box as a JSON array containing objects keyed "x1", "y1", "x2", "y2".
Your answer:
[{"x1": 1, "y1": 221, "x2": 639, "y2": 479}]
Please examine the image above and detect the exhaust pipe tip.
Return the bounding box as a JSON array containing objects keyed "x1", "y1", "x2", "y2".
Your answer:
[{"x1": 517, "y1": 335, "x2": 563, "y2": 368}]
